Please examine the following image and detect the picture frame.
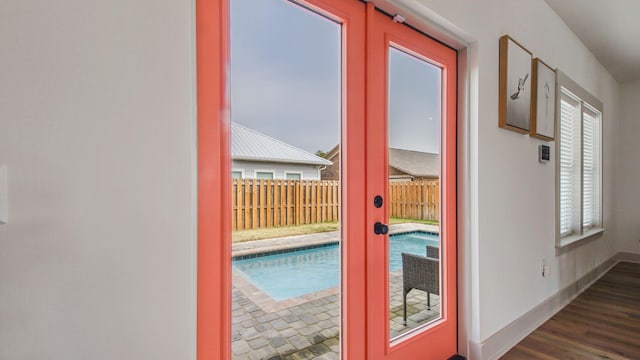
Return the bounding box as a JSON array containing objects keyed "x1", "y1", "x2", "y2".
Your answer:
[
  {"x1": 530, "y1": 58, "x2": 557, "y2": 141},
  {"x1": 499, "y1": 35, "x2": 533, "y2": 134}
]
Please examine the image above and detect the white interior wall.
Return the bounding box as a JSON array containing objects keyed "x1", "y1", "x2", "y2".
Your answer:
[
  {"x1": 0, "y1": 0, "x2": 196, "y2": 359},
  {"x1": 617, "y1": 80, "x2": 640, "y2": 254},
  {"x1": 405, "y1": 0, "x2": 620, "y2": 354}
]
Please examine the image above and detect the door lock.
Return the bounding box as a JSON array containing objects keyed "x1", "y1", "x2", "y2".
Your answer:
[{"x1": 374, "y1": 222, "x2": 389, "y2": 235}]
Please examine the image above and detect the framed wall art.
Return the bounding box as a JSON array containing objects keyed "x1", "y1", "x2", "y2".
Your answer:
[
  {"x1": 499, "y1": 35, "x2": 533, "y2": 134},
  {"x1": 530, "y1": 58, "x2": 557, "y2": 141}
]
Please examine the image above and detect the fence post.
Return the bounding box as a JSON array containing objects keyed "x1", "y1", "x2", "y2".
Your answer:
[
  {"x1": 266, "y1": 180, "x2": 272, "y2": 228},
  {"x1": 285, "y1": 180, "x2": 291, "y2": 225},
  {"x1": 311, "y1": 181, "x2": 317, "y2": 223},
  {"x1": 242, "y1": 179, "x2": 249, "y2": 229},
  {"x1": 273, "y1": 180, "x2": 279, "y2": 227},
  {"x1": 295, "y1": 180, "x2": 301, "y2": 225},
  {"x1": 232, "y1": 179, "x2": 237, "y2": 231},
  {"x1": 283, "y1": 180, "x2": 287, "y2": 225},
  {"x1": 307, "y1": 181, "x2": 312, "y2": 223}
]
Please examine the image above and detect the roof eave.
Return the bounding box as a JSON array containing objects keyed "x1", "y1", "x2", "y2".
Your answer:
[{"x1": 232, "y1": 156, "x2": 332, "y2": 166}]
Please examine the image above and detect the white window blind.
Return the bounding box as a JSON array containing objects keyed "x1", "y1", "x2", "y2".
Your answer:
[
  {"x1": 556, "y1": 71, "x2": 603, "y2": 246},
  {"x1": 582, "y1": 105, "x2": 601, "y2": 229},
  {"x1": 559, "y1": 91, "x2": 581, "y2": 237}
]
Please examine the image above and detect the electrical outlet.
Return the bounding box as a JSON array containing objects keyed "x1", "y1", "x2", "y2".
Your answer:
[
  {"x1": 541, "y1": 258, "x2": 550, "y2": 277},
  {"x1": 543, "y1": 264, "x2": 550, "y2": 277}
]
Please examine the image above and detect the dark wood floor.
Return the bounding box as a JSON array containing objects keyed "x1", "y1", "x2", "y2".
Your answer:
[{"x1": 502, "y1": 261, "x2": 640, "y2": 360}]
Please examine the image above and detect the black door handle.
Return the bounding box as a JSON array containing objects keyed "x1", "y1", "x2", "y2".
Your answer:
[
  {"x1": 374, "y1": 222, "x2": 389, "y2": 235},
  {"x1": 374, "y1": 195, "x2": 383, "y2": 208}
]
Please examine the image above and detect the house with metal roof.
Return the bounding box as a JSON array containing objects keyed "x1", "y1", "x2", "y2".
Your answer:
[
  {"x1": 321, "y1": 145, "x2": 438, "y2": 181},
  {"x1": 231, "y1": 122, "x2": 332, "y2": 180},
  {"x1": 388, "y1": 148, "x2": 439, "y2": 181}
]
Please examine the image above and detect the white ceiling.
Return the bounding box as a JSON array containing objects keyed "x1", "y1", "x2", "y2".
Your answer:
[{"x1": 544, "y1": 0, "x2": 640, "y2": 83}]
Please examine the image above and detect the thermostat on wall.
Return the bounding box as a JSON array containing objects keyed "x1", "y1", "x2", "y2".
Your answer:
[{"x1": 539, "y1": 145, "x2": 550, "y2": 163}]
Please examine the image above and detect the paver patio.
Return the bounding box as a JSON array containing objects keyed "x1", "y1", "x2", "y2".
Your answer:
[{"x1": 232, "y1": 224, "x2": 440, "y2": 359}]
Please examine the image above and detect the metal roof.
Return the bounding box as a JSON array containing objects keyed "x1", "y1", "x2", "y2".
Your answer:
[{"x1": 231, "y1": 123, "x2": 332, "y2": 166}]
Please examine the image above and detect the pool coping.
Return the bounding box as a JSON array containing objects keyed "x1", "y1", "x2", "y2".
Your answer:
[{"x1": 232, "y1": 223, "x2": 439, "y2": 258}]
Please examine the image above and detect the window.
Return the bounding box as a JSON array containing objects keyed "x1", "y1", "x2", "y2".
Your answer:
[
  {"x1": 557, "y1": 71, "x2": 603, "y2": 246},
  {"x1": 231, "y1": 171, "x2": 243, "y2": 179},
  {"x1": 255, "y1": 171, "x2": 274, "y2": 179},
  {"x1": 285, "y1": 172, "x2": 301, "y2": 180}
]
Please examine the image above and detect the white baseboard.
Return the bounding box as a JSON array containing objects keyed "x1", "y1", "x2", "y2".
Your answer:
[
  {"x1": 616, "y1": 252, "x2": 640, "y2": 263},
  {"x1": 469, "y1": 256, "x2": 620, "y2": 360}
]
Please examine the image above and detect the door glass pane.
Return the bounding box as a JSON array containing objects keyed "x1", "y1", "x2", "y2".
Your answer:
[
  {"x1": 387, "y1": 46, "x2": 442, "y2": 340},
  {"x1": 230, "y1": 0, "x2": 342, "y2": 358}
]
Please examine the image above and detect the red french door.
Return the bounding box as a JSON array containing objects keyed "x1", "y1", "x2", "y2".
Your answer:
[
  {"x1": 364, "y1": 4, "x2": 457, "y2": 360},
  {"x1": 197, "y1": 1, "x2": 456, "y2": 359}
]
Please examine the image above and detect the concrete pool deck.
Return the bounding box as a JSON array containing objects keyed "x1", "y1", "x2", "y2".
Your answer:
[
  {"x1": 232, "y1": 223, "x2": 439, "y2": 257},
  {"x1": 232, "y1": 223, "x2": 440, "y2": 359}
]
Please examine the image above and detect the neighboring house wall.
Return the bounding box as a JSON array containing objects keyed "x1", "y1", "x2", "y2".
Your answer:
[
  {"x1": 389, "y1": 166, "x2": 406, "y2": 178},
  {"x1": 388, "y1": 166, "x2": 436, "y2": 181},
  {"x1": 389, "y1": 166, "x2": 414, "y2": 181},
  {"x1": 321, "y1": 152, "x2": 340, "y2": 180},
  {"x1": 322, "y1": 151, "x2": 437, "y2": 181},
  {"x1": 232, "y1": 160, "x2": 321, "y2": 180}
]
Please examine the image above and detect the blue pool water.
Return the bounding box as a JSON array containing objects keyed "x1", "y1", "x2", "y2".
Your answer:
[{"x1": 233, "y1": 231, "x2": 439, "y2": 301}]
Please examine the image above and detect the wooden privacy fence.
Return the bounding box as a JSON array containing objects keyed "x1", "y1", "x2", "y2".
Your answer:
[
  {"x1": 389, "y1": 180, "x2": 439, "y2": 222},
  {"x1": 232, "y1": 178, "x2": 439, "y2": 231},
  {"x1": 232, "y1": 179, "x2": 340, "y2": 231}
]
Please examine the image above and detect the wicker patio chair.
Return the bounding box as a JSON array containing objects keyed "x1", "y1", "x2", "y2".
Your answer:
[
  {"x1": 426, "y1": 245, "x2": 439, "y2": 259},
  {"x1": 401, "y1": 252, "x2": 440, "y2": 325}
]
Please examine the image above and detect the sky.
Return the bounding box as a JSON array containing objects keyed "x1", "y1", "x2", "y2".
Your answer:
[
  {"x1": 230, "y1": 0, "x2": 441, "y2": 155},
  {"x1": 388, "y1": 48, "x2": 441, "y2": 154}
]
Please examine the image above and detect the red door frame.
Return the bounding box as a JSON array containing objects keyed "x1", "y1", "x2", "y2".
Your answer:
[
  {"x1": 196, "y1": 1, "x2": 456, "y2": 359},
  {"x1": 196, "y1": 0, "x2": 367, "y2": 358},
  {"x1": 196, "y1": 0, "x2": 231, "y2": 358},
  {"x1": 365, "y1": 4, "x2": 458, "y2": 359},
  {"x1": 196, "y1": 0, "x2": 231, "y2": 360}
]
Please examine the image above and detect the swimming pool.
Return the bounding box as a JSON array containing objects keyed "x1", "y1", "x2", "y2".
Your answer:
[{"x1": 233, "y1": 231, "x2": 439, "y2": 301}]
